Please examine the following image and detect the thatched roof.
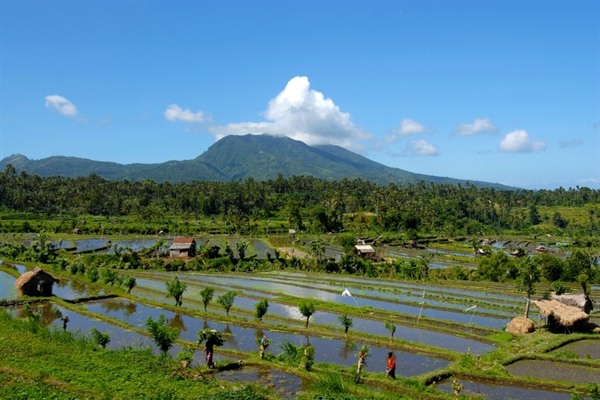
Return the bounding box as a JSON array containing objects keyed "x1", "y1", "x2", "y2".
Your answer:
[
  {"x1": 551, "y1": 293, "x2": 593, "y2": 313},
  {"x1": 532, "y1": 299, "x2": 589, "y2": 327},
  {"x1": 14, "y1": 267, "x2": 57, "y2": 289}
]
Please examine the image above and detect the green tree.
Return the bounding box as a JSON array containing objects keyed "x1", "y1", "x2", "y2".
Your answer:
[
  {"x1": 145, "y1": 314, "x2": 179, "y2": 354},
  {"x1": 166, "y1": 276, "x2": 187, "y2": 307},
  {"x1": 299, "y1": 300, "x2": 316, "y2": 327},
  {"x1": 516, "y1": 257, "x2": 540, "y2": 318},
  {"x1": 121, "y1": 275, "x2": 136, "y2": 294},
  {"x1": 338, "y1": 313, "x2": 353, "y2": 335},
  {"x1": 199, "y1": 287, "x2": 215, "y2": 312},
  {"x1": 217, "y1": 291, "x2": 236, "y2": 316},
  {"x1": 255, "y1": 299, "x2": 269, "y2": 322},
  {"x1": 384, "y1": 322, "x2": 396, "y2": 340}
]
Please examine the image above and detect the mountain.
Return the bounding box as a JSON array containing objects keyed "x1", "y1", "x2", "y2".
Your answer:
[{"x1": 0, "y1": 134, "x2": 510, "y2": 188}]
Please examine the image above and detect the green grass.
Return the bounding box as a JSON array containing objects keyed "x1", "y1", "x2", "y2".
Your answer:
[{"x1": 0, "y1": 310, "x2": 273, "y2": 400}]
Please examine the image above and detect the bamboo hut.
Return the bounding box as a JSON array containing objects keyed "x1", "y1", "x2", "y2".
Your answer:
[
  {"x1": 14, "y1": 267, "x2": 58, "y2": 297},
  {"x1": 532, "y1": 299, "x2": 590, "y2": 331}
]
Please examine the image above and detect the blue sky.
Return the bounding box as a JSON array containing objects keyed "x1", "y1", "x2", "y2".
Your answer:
[{"x1": 1, "y1": 1, "x2": 598, "y2": 190}]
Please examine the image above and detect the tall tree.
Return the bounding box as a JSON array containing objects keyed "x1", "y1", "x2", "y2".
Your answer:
[
  {"x1": 199, "y1": 287, "x2": 215, "y2": 312},
  {"x1": 516, "y1": 257, "x2": 540, "y2": 318},
  {"x1": 166, "y1": 276, "x2": 187, "y2": 307},
  {"x1": 217, "y1": 291, "x2": 236, "y2": 316},
  {"x1": 299, "y1": 301, "x2": 316, "y2": 327}
]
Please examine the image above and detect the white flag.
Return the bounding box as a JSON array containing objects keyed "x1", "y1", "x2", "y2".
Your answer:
[{"x1": 342, "y1": 288, "x2": 352, "y2": 297}]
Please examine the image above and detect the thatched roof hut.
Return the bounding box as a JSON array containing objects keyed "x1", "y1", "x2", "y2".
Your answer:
[
  {"x1": 551, "y1": 293, "x2": 593, "y2": 314},
  {"x1": 532, "y1": 299, "x2": 589, "y2": 330},
  {"x1": 14, "y1": 267, "x2": 58, "y2": 297}
]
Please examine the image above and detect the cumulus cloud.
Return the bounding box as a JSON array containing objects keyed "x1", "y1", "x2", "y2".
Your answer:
[
  {"x1": 45, "y1": 95, "x2": 78, "y2": 117},
  {"x1": 499, "y1": 130, "x2": 546, "y2": 153},
  {"x1": 455, "y1": 118, "x2": 497, "y2": 136},
  {"x1": 209, "y1": 76, "x2": 371, "y2": 148},
  {"x1": 385, "y1": 118, "x2": 427, "y2": 142},
  {"x1": 164, "y1": 104, "x2": 206, "y2": 123},
  {"x1": 406, "y1": 139, "x2": 439, "y2": 156}
]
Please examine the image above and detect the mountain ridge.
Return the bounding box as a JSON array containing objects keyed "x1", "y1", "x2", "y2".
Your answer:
[{"x1": 0, "y1": 134, "x2": 513, "y2": 189}]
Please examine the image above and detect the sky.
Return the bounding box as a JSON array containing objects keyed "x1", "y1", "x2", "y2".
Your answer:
[{"x1": 1, "y1": 1, "x2": 599, "y2": 190}]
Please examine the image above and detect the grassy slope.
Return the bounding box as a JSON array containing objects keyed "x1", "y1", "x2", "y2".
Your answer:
[{"x1": 0, "y1": 310, "x2": 270, "y2": 400}]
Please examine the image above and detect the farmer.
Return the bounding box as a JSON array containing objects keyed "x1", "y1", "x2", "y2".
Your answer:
[
  {"x1": 61, "y1": 314, "x2": 69, "y2": 332},
  {"x1": 259, "y1": 335, "x2": 270, "y2": 359},
  {"x1": 386, "y1": 351, "x2": 396, "y2": 379},
  {"x1": 203, "y1": 340, "x2": 215, "y2": 368}
]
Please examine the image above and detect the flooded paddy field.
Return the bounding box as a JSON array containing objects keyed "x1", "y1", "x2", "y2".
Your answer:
[
  {"x1": 435, "y1": 376, "x2": 577, "y2": 400},
  {"x1": 158, "y1": 272, "x2": 511, "y2": 329},
  {"x1": 505, "y1": 359, "x2": 600, "y2": 385},
  {"x1": 553, "y1": 339, "x2": 600, "y2": 359},
  {"x1": 83, "y1": 297, "x2": 451, "y2": 375},
  {"x1": 131, "y1": 272, "x2": 495, "y2": 354}
]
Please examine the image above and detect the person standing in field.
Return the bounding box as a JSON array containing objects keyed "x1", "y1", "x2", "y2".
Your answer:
[
  {"x1": 259, "y1": 335, "x2": 270, "y2": 359},
  {"x1": 386, "y1": 351, "x2": 396, "y2": 379}
]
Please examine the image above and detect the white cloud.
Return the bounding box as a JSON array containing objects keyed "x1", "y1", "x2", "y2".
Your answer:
[
  {"x1": 455, "y1": 118, "x2": 497, "y2": 136},
  {"x1": 164, "y1": 104, "x2": 206, "y2": 123},
  {"x1": 499, "y1": 130, "x2": 546, "y2": 153},
  {"x1": 209, "y1": 76, "x2": 371, "y2": 148},
  {"x1": 396, "y1": 118, "x2": 426, "y2": 136},
  {"x1": 45, "y1": 95, "x2": 78, "y2": 117},
  {"x1": 406, "y1": 139, "x2": 439, "y2": 156}
]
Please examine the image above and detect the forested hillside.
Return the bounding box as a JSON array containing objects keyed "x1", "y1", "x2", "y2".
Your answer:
[{"x1": 0, "y1": 165, "x2": 598, "y2": 240}]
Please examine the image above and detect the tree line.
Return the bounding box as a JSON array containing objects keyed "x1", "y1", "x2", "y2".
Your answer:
[{"x1": 1, "y1": 165, "x2": 598, "y2": 238}]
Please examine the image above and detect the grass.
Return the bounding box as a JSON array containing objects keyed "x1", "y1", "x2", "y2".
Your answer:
[{"x1": 0, "y1": 309, "x2": 274, "y2": 400}]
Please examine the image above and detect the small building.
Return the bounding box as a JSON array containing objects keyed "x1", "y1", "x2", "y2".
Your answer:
[
  {"x1": 533, "y1": 298, "x2": 590, "y2": 331},
  {"x1": 15, "y1": 267, "x2": 58, "y2": 297},
  {"x1": 169, "y1": 237, "x2": 197, "y2": 258},
  {"x1": 355, "y1": 244, "x2": 376, "y2": 259}
]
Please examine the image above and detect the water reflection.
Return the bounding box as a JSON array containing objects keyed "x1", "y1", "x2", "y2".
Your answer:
[
  {"x1": 84, "y1": 298, "x2": 449, "y2": 376},
  {"x1": 0, "y1": 270, "x2": 17, "y2": 299}
]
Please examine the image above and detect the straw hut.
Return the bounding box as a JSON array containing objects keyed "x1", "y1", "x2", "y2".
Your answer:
[
  {"x1": 169, "y1": 237, "x2": 197, "y2": 258},
  {"x1": 532, "y1": 299, "x2": 590, "y2": 331},
  {"x1": 551, "y1": 293, "x2": 593, "y2": 314},
  {"x1": 14, "y1": 267, "x2": 58, "y2": 297}
]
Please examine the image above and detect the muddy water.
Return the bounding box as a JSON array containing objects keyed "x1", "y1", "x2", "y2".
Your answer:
[
  {"x1": 84, "y1": 298, "x2": 450, "y2": 376},
  {"x1": 217, "y1": 367, "x2": 306, "y2": 399},
  {"x1": 555, "y1": 340, "x2": 600, "y2": 359},
  {"x1": 435, "y1": 377, "x2": 575, "y2": 399},
  {"x1": 506, "y1": 359, "x2": 600, "y2": 384}
]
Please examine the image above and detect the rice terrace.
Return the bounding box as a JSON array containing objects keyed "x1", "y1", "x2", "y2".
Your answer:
[{"x1": 0, "y1": 171, "x2": 599, "y2": 400}]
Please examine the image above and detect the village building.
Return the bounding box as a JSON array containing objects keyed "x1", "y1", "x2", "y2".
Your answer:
[
  {"x1": 533, "y1": 292, "x2": 592, "y2": 332},
  {"x1": 14, "y1": 267, "x2": 58, "y2": 297},
  {"x1": 355, "y1": 244, "x2": 376, "y2": 259},
  {"x1": 169, "y1": 237, "x2": 197, "y2": 258}
]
